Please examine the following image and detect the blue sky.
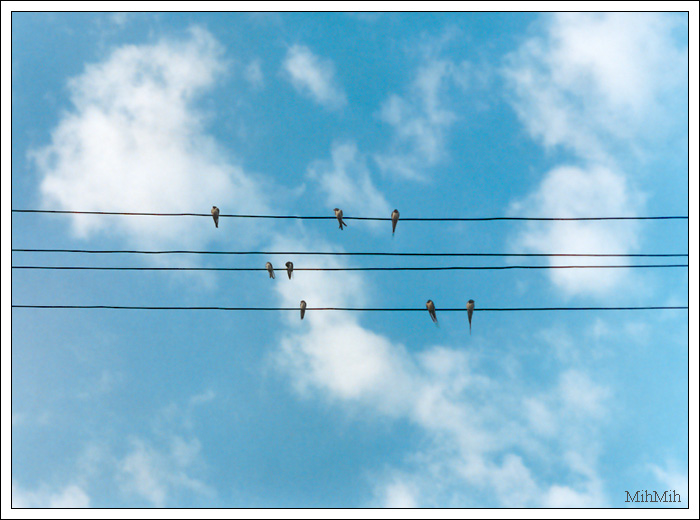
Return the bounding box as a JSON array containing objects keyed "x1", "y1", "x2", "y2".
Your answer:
[{"x1": 8, "y1": 11, "x2": 692, "y2": 508}]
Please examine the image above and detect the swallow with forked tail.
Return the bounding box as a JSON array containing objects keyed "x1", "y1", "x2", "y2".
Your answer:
[
  {"x1": 426, "y1": 299, "x2": 438, "y2": 324},
  {"x1": 334, "y1": 208, "x2": 347, "y2": 230},
  {"x1": 467, "y1": 299, "x2": 475, "y2": 334}
]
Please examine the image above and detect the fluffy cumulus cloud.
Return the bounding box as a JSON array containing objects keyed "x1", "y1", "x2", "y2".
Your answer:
[
  {"x1": 504, "y1": 13, "x2": 686, "y2": 297},
  {"x1": 375, "y1": 59, "x2": 467, "y2": 180},
  {"x1": 31, "y1": 27, "x2": 270, "y2": 249},
  {"x1": 272, "y1": 232, "x2": 612, "y2": 507},
  {"x1": 510, "y1": 164, "x2": 645, "y2": 296},
  {"x1": 504, "y1": 12, "x2": 687, "y2": 162},
  {"x1": 282, "y1": 44, "x2": 347, "y2": 110},
  {"x1": 307, "y1": 141, "x2": 391, "y2": 228}
]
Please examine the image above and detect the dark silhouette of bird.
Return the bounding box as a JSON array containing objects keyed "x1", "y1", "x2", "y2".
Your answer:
[
  {"x1": 467, "y1": 299, "x2": 475, "y2": 335},
  {"x1": 300, "y1": 300, "x2": 307, "y2": 320},
  {"x1": 391, "y1": 209, "x2": 400, "y2": 235},
  {"x1": 285, "y1": 261, "x2": 294, "y2": 280},
  {"x1": 211, "y1": 206, "x2": 220, "y2": 228},
  {"x1": 426, "y1": 299, "x2": 438, "y2": 324},
  {"x1": 334, "y1": 208, "x2": 347, "y2": 230}
]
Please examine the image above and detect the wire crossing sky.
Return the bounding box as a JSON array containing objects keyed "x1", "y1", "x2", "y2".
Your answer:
[
  {"x1": 9, "y1": 11, "x2": 690, "y2": 510},
  {"x1": 10, "y1": 264, "x2": 690, "y2": 271},
  {"x1": 11, "y1": 208, "x2": 691, "y2": 220},
  {"x1": 11, "y1": 305, "x2": 690, "y2": 311},
  {"x1": 11, "y1": 248, "x2": 690, "y2": 257}
]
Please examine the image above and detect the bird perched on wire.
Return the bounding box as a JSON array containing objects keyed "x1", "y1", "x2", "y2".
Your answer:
[
  {"x1": 391, "y1": 209, "x2": 400, "y2": 235},
  {"x1": 285, "y1": 261, "x2": 294, "y2": 280},
  {"x1": 334, "y1": 208, "x2": 347, "y2": 230},
  {"x1": 300, "y1": 300, "x2": 307, "y2": 320},
  {"x1": 426, "y1": 299, "x2": 438, "y2": 324},
  {"x1": 211, "y1": 206, "x2": 220, "y2": 228},
  {"x1": 467, "y1": 299, "x2": 475, "y2": 334},
  {"x1": 266, "y1": 262, "x2": 275, "y2": 279}
]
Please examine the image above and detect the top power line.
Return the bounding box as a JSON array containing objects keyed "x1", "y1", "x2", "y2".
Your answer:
[{"x1": 11, "y1": 209, "x2": 690, "y2": 222}]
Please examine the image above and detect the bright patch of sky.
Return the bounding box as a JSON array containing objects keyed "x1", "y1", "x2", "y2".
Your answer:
[{"x1": 9, "y1": 11, "x2": 691, "y2": 508}]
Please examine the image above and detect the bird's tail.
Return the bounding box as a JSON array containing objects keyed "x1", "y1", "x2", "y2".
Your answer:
[
  {"x1": 270, "y1": 271, "x2": 275, "y2": 279},
  {"x1": 287, "y1": 271, "x2": 292, "y2": 280}
]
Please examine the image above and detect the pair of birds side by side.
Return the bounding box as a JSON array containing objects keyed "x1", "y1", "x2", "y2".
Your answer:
[
  {"x1": 266, "y1": 262, "x2": 294, "y2": 279},
  {"x1": 426, "y1": 299, "x2": 476, "y2": 334},
  {"x1": 335, "y1": 208, "x2": 401, "y2": 234}
]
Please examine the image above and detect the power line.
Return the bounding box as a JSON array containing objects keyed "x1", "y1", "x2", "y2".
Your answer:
[
  {"x1": 11, "y1": 305, "x2": 689, "y2": 311},
  {"x1": 11, "y1": 249, "x2": 689, "y2": 258},
  {"x1": 11, "y1": 209, "x2": 690, "y2": 221},
  {"x1": 10, "y1": 264, "x2": 689, "y2": 272}
]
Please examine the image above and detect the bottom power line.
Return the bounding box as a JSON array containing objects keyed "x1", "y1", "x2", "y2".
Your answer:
[
  {"x1": 11, "y1": 305, "x2": 689, "y2": 311},
  {"x1": 10, "y1": 264, "x2": 689, "y2": 271}
]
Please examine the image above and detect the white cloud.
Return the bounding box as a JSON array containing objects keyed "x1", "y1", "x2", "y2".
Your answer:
[
  {"x1": 510, "y1": 164, "x2": 644, "y2": 296},
  {"x1": 307, "y1": 142, "x2": 391, "y2": 228},
  {"x1": 31, "y1": 27, "x2": 270, "y2": 250},
  {"x1": 543, "y1": 483, "x2": 601, "y2": 508},
  {"x1": 282, "y1": 44, "x2": 346, "y2": 110},
  {"x1": 12, "y1": 482, "x2": 91, "y2": 508},
  {"x1": 117, "y1": 436, "x2": 213, "y2": 507},
  {"x1": 381, "y1": 480, "x2": 419, "y2": 508},
  {"x1": 542, "y1": 451, "x2": 607, "y2": 507},
  {"x1": 504, "y1": 12, "x2": 687, "y2": 162},
  {"x1": 114, "y1": 392, "x2": 217, "y2": 506},
  {"x1": 649, "y1": 460, "x2": 689, "y2": 505},
  {"x1": 108, "y1": 392, "x2": 215, "y2": 507},
  {"x1": 558, "y1": 370, "x2": 610, "y2": 419},
  {"x1": 271, "y1": 235, "x2": 415, "y2": 414},
  {"x1": 375, "y1": 59, "x2": 464, "y2": 180}
]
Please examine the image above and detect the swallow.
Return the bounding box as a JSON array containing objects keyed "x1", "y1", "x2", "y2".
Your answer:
[
  {"x1": 391, "y1": 209, "x2": 400, "y2": 234},
  {"x1": 426, "y1": 299, "x2": 438, "y2": 324},
  {"x1": 285, "y1": 261, "x2": 294, "y2": 280},
  {"x1": 334, "y1": 208, "x2": 347, "y2": 230},
  {"x1": 300, "y1": 300, "x2": 307, "y2": 320},
  {"x1": 467, "y1": 299, "x2": 475, "y2": 335},
  {"x1": 266, "y1": 262, "x2": 275, "y2": 279},
  {"x1": 211, "y1": 206, "x2": 220, "y2": 228}
]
